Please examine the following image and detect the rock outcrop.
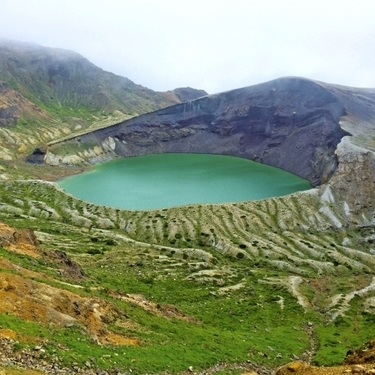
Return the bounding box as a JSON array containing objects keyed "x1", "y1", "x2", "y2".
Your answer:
[
  {"x1": 25, "y1": 147, "x2": 46, "y2": 164},
  {"x1": 0, "y1": 221, "x2": 40, "y2": 258},
  {"x1": 51, "y1": 77, "x2": 375, "y2": 187},
  {"x1": 323, "y1": 137, "x2": 375, "y2": 223}
]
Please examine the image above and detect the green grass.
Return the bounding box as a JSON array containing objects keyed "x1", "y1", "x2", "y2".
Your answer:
[
  {"x1": 0, "y1": 178, "x2": 375, "y2": 372},
  {"x1": 313, "y1": 297, "x2": 375, "y2": 366}
]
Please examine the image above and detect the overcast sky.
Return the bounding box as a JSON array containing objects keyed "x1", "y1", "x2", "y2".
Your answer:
[{"x1": 1, "y1": 0, "x2": 375, "y2": 94}]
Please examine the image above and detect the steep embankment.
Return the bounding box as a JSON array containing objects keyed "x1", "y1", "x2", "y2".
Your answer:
[{"x1": 47, "y1": 77, "x2": 372, "y2": 187}]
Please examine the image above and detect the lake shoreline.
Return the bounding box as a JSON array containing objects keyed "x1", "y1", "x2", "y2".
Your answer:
[{"x1": 57, "y1": 153, "x2": 312, "y2": 210}]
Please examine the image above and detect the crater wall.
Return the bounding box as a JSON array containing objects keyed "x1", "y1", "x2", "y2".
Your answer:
[{"x1": 49, "y1": 77, "x2": 375, "y2": 188}]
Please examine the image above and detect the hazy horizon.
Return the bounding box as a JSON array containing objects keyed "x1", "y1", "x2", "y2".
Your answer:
[{"x1": 2, "y1": 0, "x2": 375, "y2": 94}]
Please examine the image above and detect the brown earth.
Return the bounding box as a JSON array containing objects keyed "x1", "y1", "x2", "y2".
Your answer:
[
  {"x1": 275, "y1": 340, "x2": 375, "y2": 374},
  {"x1": 0, "y1": 369, "x2": 46, "y2": 375},
  {"x1": 345, "y1": 340, "x2": 375, "y2": 366},
  {"x1": 0, "y1": 267, "x2": 139, "y2": 346},
  {"x1": 0, "y1": 221, "x2": 139, "y2": 346},
  {"x1": 0, "y1": 221, "x2": 41, "y2": 258},
  {"x1": 0, "y1": 85, "x2": 50, "y2": 127},
  {"x1": 275, "y1": 360, "x2": 375, "y2": 374}
]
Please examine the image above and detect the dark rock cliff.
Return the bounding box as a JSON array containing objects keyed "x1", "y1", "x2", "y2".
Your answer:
[{"x1": 69, "y1": 77, "x2": 358, "y2": 186}]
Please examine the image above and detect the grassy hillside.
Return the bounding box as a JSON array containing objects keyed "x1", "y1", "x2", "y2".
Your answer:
[
  {"x1": 0, "y1": 40, "x2": 174, "y2": 116},
  {"x1": 0, "y1": 179, "x2": 375, "y2": 374}
]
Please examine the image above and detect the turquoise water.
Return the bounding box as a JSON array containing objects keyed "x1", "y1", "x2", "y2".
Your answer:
[{"x1": 58, "y1": 153, "x2": 311, "y2": 210}]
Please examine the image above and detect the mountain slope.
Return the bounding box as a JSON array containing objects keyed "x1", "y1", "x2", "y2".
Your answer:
[
  {"x1": 0, "y1": 39, "x2": 174, "y2": 116},
  {"x1": 0, "y1": 40, "x2": 206, "y2": 170}
]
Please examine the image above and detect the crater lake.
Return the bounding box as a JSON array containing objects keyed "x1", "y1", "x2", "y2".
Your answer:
[{"x1": 57, "y1": 153, "x2": 312, "y2": 210}]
